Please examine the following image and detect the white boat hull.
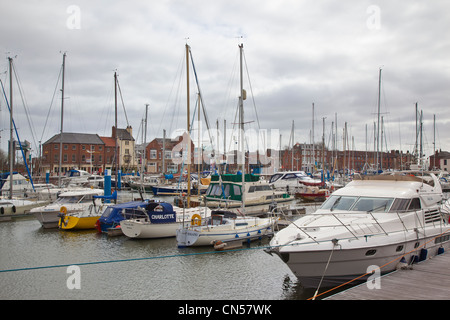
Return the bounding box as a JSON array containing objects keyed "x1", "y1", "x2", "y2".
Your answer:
[
  {"x1": 121, "y1": 219, "x2": 188, "y2": 239},
  {"x1": 279, "y1": 232, "x2": 450, "y2": 288},
  {"x1": 176, "y1": 218, "x2": 276, "y2": 247},
  {"x1": 120, "y1": 207, "x2": 211, "y2": 239},
  {"x1": 32, "y1": 210, "x2": 61, "y2": 228}
]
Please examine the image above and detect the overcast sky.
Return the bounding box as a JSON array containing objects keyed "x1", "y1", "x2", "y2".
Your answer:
[{"x1": 0, "y1": 1, "x2": 449, "y2": 161}]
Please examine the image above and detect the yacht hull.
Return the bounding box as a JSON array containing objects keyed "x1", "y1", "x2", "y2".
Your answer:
[
  {"x1": 277, "y1": 231, "x2": 450, "y2": 288},
  {"x1": 177, "y1": 219, "x2": 275, "y2": 247},
  {"x1": 120, "y1": 220, "x2": 183, "y2": 238},
  {"x1": 33, "y1": 211, "x2": 60, "y2": 228}
]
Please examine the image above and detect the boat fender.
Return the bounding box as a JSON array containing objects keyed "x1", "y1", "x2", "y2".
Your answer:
[
  {"x1": 191, "y1": 214, "x2": 202, "y2": 226},
  {"x1": 396, "y1": 257, "x2": 408, "y2": 270},
  {"x1": 213, "y1": 240, "x2": 227, "y2": 250},
  {"x1": 438, "y1": 247, "x2": 445, "y2": 255},
  {"x1": 0, "y1": 207, "x2": 3, "y2": 214},
  {"x1": 419, "y1": 248, "x2": 428, "y2": 262},
  {"x1": 12, "y1": 205, "x2": 16, "y2": 213}
]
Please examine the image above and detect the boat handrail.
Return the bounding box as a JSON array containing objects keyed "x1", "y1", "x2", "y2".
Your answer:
[{"x1": 284, "y1": 207, "x2": 448, "y2": 244}]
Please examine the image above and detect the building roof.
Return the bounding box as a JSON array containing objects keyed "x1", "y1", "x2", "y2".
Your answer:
[
  {"x1": 115, "y1": 128, "x2": 134, "y2": 141},
  {"x1": 100, "y1": 136, "x2": 116, "y2": 147},
  {"x1": 43, "y1": 133, "x2": 105, "y2": 145}
]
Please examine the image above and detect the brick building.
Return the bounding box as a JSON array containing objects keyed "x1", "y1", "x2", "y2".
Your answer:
[
  {"x1": 40, "y1": 126, "x2": 136, "y2": 176},
  {"x1": 41, "y1": 133, "x2": 106, "y2": 175},
  {"x1": 145, "y1": 134, "x2": 195, "y2": 174}
]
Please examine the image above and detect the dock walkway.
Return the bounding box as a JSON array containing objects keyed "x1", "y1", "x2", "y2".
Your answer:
[{"x1": 326, "y1": 253, "x2": 450, "y2": 300}]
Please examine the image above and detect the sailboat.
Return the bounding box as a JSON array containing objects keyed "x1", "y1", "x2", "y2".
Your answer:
[
  {"x1": 176, "y1": 44, "x2": 278, "y2": 248},
  {"x1": 0, "y1": 57, "x2": 50, "y2": 220},
  {"x1": 119, "y1": 44, "x2": 212, "y2": 239}
]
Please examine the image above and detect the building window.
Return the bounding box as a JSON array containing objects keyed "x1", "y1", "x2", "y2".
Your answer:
[
  {"x1": 82, "y1": 145, "x2": 86, "y2": 150},
  {"x1": 72, "y1": 155, "x2": 76, "y2": 162},
  {"x1": 63, "y1": 154, "x2": 68, "y2": 162},
  {"x1": 72, "y1": 145, "x2": 76, "y2": 150},
  {"x1": 150, "y1": 150, "x2": 157, "y2": 159},
  {"x1": 64, "y1": 144, "x2": 68, "y2": 150},
  {"x1": 82, "y1": 155, "x2": 86, "y2": 162},
  {"x1": 54, "y1": 144, "x2": 58, "y2": 149}
]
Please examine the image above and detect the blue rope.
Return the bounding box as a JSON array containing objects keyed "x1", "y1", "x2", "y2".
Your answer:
[{"x1": 0, "y1": 244, "x2": 270, "y2": 274}]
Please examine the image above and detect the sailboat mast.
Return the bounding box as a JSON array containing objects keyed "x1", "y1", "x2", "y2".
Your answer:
[
  {"x1": 312, "y1": 102, "x2": 315, "y2": 173},
  {"x1": 58, "y1": 52, "x2": 66, "y2": 187},
  {"x1": 114, "y1": 71, "x2": 118, "y2": 188},
  {"x1": 186, "y1": 43, "x2": 191, "y2": 208},
  {"x1": 8, "y1": 57, "x2": 13, "y2": 199},
  {"x1": 239, "y1": 43, "x2": 245, "y2": 212},
  {"x1": 376, "y1": 67, "x2": 382, "y2": 171},
  {"x1": 141, "y1": 103, "x2": 148, "y2": 184}
]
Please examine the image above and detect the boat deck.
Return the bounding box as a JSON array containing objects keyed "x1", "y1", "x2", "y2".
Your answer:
[{"x1": 325, "y1": 253, "x2": 450, "y2": 300}]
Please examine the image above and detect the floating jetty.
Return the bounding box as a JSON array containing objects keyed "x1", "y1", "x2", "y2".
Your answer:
[{"x1": 325, "y1": 252, "x2": 450, "y2": 300}]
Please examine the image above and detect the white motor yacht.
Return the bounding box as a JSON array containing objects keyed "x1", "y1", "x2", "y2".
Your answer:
[
  {"x1": 31, "y1": 188, "x2": 104, "y2": 229},
  {"x1": 267, "y1": 172, "x2": 450, "y2": 288}
]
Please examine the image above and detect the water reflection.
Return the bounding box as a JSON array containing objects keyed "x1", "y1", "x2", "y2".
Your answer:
[{"x1": 0, "y1": 205, "x2": 331, "y2": 300}]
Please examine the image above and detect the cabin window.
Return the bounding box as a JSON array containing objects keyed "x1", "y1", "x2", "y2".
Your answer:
[
  {"x1": 321, "y1": 195, "x2": 357, "y2": 211},
  {"x1": 282, "y1": 173, "x2": 297, "y2": 180},
  {"x1": 210, "y1": 215, "x2": 223, "y2": 225},
  {"x1": 351, "y1": 197, "x2": 394, "y2": 213},
  {"x1": 408, "y1": 198, "x2": 421, "y2": 211},
  {"x1": 248, "y1": 186, "x2": 255, "y2": 193},
  {"x1": 214, "y1": 185, "x2": 223, "y2": 196},
  {"x1": 224, "y1": 185, "x2": 230, "y2": 198},
  {"x1": 365, "y1": 249, "x2": 377, "y2": 256},
  {"x1": 269, "y1": 174, "x2": 282, "y2": 184},
  {"x1": 233, "y1": 185, "x2": 241, "y2": 196},
  {"x1": 390, "y1": 199, "x2": 411, "y2": 212}
]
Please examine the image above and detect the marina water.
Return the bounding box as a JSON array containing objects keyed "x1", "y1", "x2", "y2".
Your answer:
[{"x1": 0, "y1": 194, "x2": 325, "y2": 300}]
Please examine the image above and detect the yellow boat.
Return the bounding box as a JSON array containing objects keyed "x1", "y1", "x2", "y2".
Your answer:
[
  {"x1": 59, "y1": 214, "x2": 102, "y2": 230},
  {"x1": 58, "y1": 203, "x2": 106, "y2": 230}
]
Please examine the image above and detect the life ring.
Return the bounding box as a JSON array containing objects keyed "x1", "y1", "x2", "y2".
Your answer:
[
  {"x1": 60, "y1": 206, "x2": 68, "y2": 214},
  {"x1": 191, "y1": 214, "x2": 202, "y2": 226}
]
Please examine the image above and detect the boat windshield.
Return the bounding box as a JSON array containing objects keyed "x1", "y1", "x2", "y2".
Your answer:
[
  {"x1": 321, "y1": 195, "x2": 394, "y2": 213},
  {"x1": 321, "y1": 196, "x2": 357, "y2": 211},
  {"x1": 55, "y1": 195, "x2": 84, "y2": 204},
  {"x1": 269, "y1": 174, "x2": 283, "y2": 184},
  {"x1": 350, "y1": 197, "x2": 394, "y2": 212}
]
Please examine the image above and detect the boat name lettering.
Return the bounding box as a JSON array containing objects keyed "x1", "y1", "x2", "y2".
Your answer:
[{"x1": 151, "y1": 213, "x2": 175, "y2": 220}]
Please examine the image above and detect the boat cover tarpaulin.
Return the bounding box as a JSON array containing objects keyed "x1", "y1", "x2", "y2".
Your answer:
[
  {"x1": 99, "y1": 200, "x2": 150, "y2": 224},
  {"x1": 147, "y1": 202, "x2": 176, "y2": 224},
  {"x1": 210, "y1": 174, "x2": 260, "y2": 183}
]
